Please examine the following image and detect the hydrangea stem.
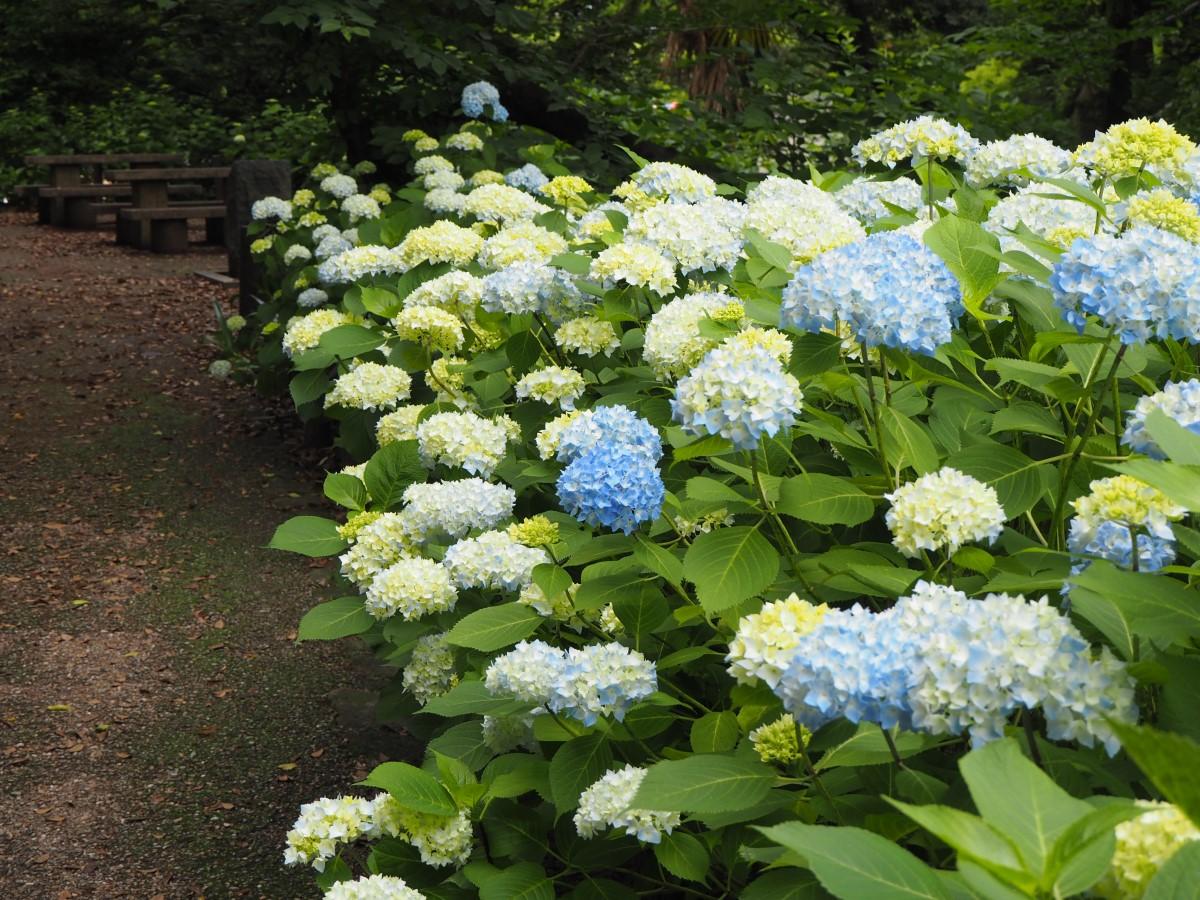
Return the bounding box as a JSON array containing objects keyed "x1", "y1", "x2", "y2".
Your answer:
[{"x1": 860, "y1": 343, "x2": 894, "y2": 489}]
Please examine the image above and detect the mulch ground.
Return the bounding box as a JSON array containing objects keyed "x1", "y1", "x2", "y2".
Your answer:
[{"x1": 0, "y1": 211, "x2": 416, "y2": 898}]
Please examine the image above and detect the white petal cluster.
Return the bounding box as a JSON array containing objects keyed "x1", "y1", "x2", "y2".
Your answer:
[
  {"x1": 442, "y1": 530, "x2": 549, "y2": 591},
  {"x1": 404, "y1": 271, "x2": 484, "y2": 320},
  {"x1": 399, "y1": 478, "x2": 516, "y2": 539},
  {"x1": 297, "y1": 287, "x2": 329, "y2": 308},
  {"x1": 535, "y1": 410, "x2": 582, "y2": 459},
  {"x1": 320, "y1": 173, "x2": 359, "y2": 198},
  {"x1": 626, "y1": 197, "x2": 746, "y2": 272},
  {"x1": 965, "y1": 134, "x2": 1073, "y2": 187},
  {"x1": 484, "y1": 639, "x2": 565, "y2": 702},
  {"x1": 446, "y1": 131, "x2": 484, "y2": 152},
  {"x1": 394, "y1": 221, "x2": 484, "y2": 270},
  {"x1": 325, "y1": 362, "x2": 413, "y2": 412},
  {"x1": 481, "y1": 713, "x2": 537, "y2": 753},
  {"x1": 375, "y1": 404, "x2": 426, "y2": 445},
  {"x1": 462, "y1": 183, "x2": 550, "y2": 225},
  {"x1": 342, "y1": 193, "x2": 383, "y2": 222},
  {"x1": 281, "y1": 309, "x2": 350, "y2": 357},
  {"x1": 573, "y1": 766, "x2": 680, "y2": 844},
  {"x1": 590, "y1": 242, "x2": 677, "y2": 295},
  {"x1": 555, "y1": 316, "x2": 620, "y2": 356},
  {"x1": 416, "y1": 411, "x2": 510, "y2": 476},
  {"x1": 834, "y1": 177, "x2": 923, "y2": 224},
  {"x1": 424, "y1": 188, "x2": 467, "y2": 215},
  {"x1": 324, "y1": 875, "x2": 425, "y2": 900},
  {"x1": 414, "y1": 155, "x2": 454, "y2": 176},
  {"x1": 364, "y1": 557, "x2": 457, "y2": 621},
  {"x1": 985, "y1": 182, "x2": 1102, "y2": 253},
  {"x1": 283, "y1": 794, "x2": 377, "y2": 871},
  {"x1": 852, "y1": 115, "x2": 980, "y2": 167},
  {"x1": 371, "y1": 797, "x2": 473, "y2": 868},
  {"x1": 632, "y1": 162, "x2": 716, "y2": 203},
  {"x1": 1097, "y1": 802, "x2": 1200, "y2": 898},
  {"x1": 340, "y1": 512, "x2": 414, "y2": 587},
  {"x1": 515, "y1": 366, "x2": 587, "y2": 409},
  {"x1": 401, "y1": 633, "x2": 458, "y2": 703},
  {"x1": 885, "y1": 467, "x2": 1006, "y2": 556},
  {"x1": 423, "y1": 170, "x2": 466, "y2": 192},
  {"x1": 644, "y1": 291, "x2": 743, "y2": 378},
  {"x1": 727, "y1": 594, "x2": 830, "y2": 688},
  {"x1": 393, "y1": 306, "x2": 464, "y2": 352},
  {"x1": 318, "y1": 245, "x2": 405, "y2": 284},
  {"x1": 745, "y1": 183, "x2": 865, "y2": 268},
  {"x1": 477, "y1": 222, "x2": 568, "y2": 268},
  {"x1": 251, "y1": 196, "x2": 292, "y2": 221}
]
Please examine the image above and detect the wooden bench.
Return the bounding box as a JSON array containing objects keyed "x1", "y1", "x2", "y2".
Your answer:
[
  {"x1": 10, "y1": 184, "x2": 41, "y2": 209},
  {"x1": 109, "y1": 166, "x2": 230, "y2": 251},
  {"x1": 24, "y1": 153, "x2": 184, "y2": 224},
  {"x1": 118, "y1": 204, "x2": 227, "y2": 254}
]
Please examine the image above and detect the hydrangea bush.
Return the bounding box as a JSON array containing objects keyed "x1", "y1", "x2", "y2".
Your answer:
[{"x1": 220, "y1": 86, "x2": 1200, "y2": 898}]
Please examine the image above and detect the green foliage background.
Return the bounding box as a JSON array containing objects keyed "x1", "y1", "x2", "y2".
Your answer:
[{"x1": 3, "y1": 0, "x2": 1200, "y2": 194}]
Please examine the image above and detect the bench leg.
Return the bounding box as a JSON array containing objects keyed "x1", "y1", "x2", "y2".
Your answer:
[
  {"x1": 151, "y1": 219, "x2": 190, "y2": 254},
  {"x1": 204, "y1": 217, "x2": 225, "y2": 246},
  {"x1": 64, "y1": 197, "x2": 96, "y2": 229},
  {"x1": 115, "y1": 215, "x2": 135, "y2": 245},
  {"x1": 37, "y1": 196, "x2": 55, "y2": 225}
]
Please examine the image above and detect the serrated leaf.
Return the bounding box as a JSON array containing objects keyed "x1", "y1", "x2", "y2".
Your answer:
[
  {"x1": 549, "y1": 734, "x2": 612, "y2": 814},
  {"x1": 359, "y1": 286, "x2": 402, "y2": 317},
  {"x1": 297, "y1": 597, "x2": 373, "y2": 640},
  {"x1": 1108, "y1": 721, "x2": 1200, "y2": 827},
  {"x1": 360, "y1": 761, "x2": 456, "y2": 816},
  {"x1": 324, "y1": 472, "x2": 368, "y2": 510},
  {"x1": 633, "y1": 536, "x2": 684, "y2": 585},
  {"x1": 777, "y1": 474, "x2": 874, "y2": 526},
  {"x1": 318, "y1": 324, "x2": 385, "y2": 359},
  {"x1": 364, "y1": 440, "x2": 425, "y2": 510},
  {"x1": 654, "y1": 831, "x2": 710, "y2": 882},
  {"x1": 419, "y1": 680, "x2": 533, "y2": 717},
  {"x1": 267, "y1": 516, "x2": 348, "y2": 557},
  {"x1": 445, "y1": 603, "x2": 543, "y2": 652},
  {"x1": 478, "y1": 862, "x2": 554, "y2": 900},
  {"x1": 923, "y1": 215, "x2": 1003, "y2": 315},
  {"x1": 689, "y1": 711, "x2": 739, "y2": 753},
  {"x1": 290, "y1": 369, "x2": 331, "y2": 407},
  {"x1": 683, "y1": 525, "x2": 780, "y2": 614},
  {"x1": 632, "y1": 754, "x2": 774, "y2": 813},
  {"x1": 881, "y1": 408, "x2": 940, "y2": 474},
  {"x1": 950, "y1": 442, "x2": 1044, "y2": 517}
]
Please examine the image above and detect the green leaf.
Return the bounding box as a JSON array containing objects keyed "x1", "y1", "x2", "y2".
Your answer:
[
  {"x1": 816, "y1": 724, "x2": 941, "y2": 770},
  {"x1": 1108, "y1": 721, "x2": 1200, "y2": 827},
  {"x1": 550, "y1": 252, "x2": 592, "y2": 275},
  {"x1": 923, "y1": 215, "x2": 1003, "y2": 315},
  {"x1": 683, "y1": 525, "x2": 780, "y2": 614},
  {"x1": 574, "y1": 573, "x2": 656, "y2": 613},
  {"x1": 959, "y1": 738, "x2": 1092, "y2": 874},
  {"x1": 989, "y1": 404, "x2": 1065, "y2": 440},
  {"x1": 359, "y1": 286, "x2": 402, "y2": 317},
  {"x1": 360, "y1": 761, "x2": 457, "y2": 816},
  {"x1": 744, "y1": 228, "x2": 794, "y2": 271},
  {"x1": 612, "y1": 587, "x2": 669, "y2": 638},
  {"x1": 1068, "y1": 561, "x2": 1200, "y2": 647},
  {"x1": 673, "y1": 434, "x2": 734, "y2": 461},
  {"x1": 632, "y1": 754, "x2": 774, "y2": 813},
  {"x1": 318, "y1": 324, "x2": 385, "y2": 358},
  {"x1": 290, "y1": 369, "x2": 331, "y2": 407},
  {"x1": 690, "y1": 711, "x2": 740, "y2": 753},
  {"x1": 364, "y1": 440, "x2": 425, "y2": 510},
  {"x1": 654, "y1": 831, "x2": 710, "y2": 883},
  {"x1": 632, "y1": 537, "x2": 684, "y2": 585},
  {"x1": 1144, "y1": 409, "x2": 1200, "y2": 464},
  {"x1": 741, "y1": 870, "x2": 827, "y2": 900},
  {"x1": 445, "y1": 603, "x2": 542, "y2": 652},
  {"x1": 1047, "y1": 801, "x2": 1142, "y2": 896},
  {"x1": 1144, "y1": 841, "x2": 1200, "y2": 899},
  {"x1": 777, "y1": 474, "x2": 875, "y2": 526},
  {"x1": 478, "y1": 862, "x2": 555, "y2": 900},
  {"x1": 267, "y1": 515, "x2": 348, "y2": 557},
  {"x1": 297, "y1": 596, "x2": 373, "y2": 640},
  {"x1": 506, "y1": 330, "x2": 542, "y2": 373},
  {"x1": 324, "y1": 472, "x2": 367, "y2": 510},
  {"x1": 886, "y1": 799, "x2": 1029, "y2": 884},
  {"x1": 950, "y1": 442, "x2": 1044, "y2": 517},
  {"x1": 1160, "y1": 653, "x2": 1200, "y2": 742},
  {"x1": 757, "y1": 823, "x2": 951, "y2": 899},
  {"x1": 419, "y1": 680, "x2": 533, "y2": 717},
  {"x1": 881, "y1": 408, "x2": 940, "y2": 474},
  {"x1": 549, "y1": 734, "x2": 613, "y2": 814}
]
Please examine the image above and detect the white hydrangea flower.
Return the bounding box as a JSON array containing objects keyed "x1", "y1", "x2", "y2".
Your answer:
[
  {"x1": 424, "y1": 170, "x2": 466, "y2": 192},
  {"x1": 339, "y1": 512, "x2": 414, "y2": 588},
  {"x1": 400, "y1": 479, "x2": 516, "y2": 540},
  {"x1": 632, "y1": 162, "x2": 716, "y2": 203},
  {"x1": 535, "y1": 410, "x2": 583, "y2": 459},
  {"x1": 414, "y1": 155, "x2": 454, "y2": 176},
  {"x1": 484, "y1": 640, "x2": 564, "y2": 702},
  {"x1": 324, "y1": 875, "x2": 426, "y2": 900},
  {"x1": 965, "y1": 134, "x2": 1073, "y2": 187},
  {"x1": 727, "y1": 594, "x2": 830, "y2": 688},
  {"x1": 985, "y1": 181, "x2": 1103, "y2": 253},
  {"x1": 326, "y1": 362, "x2": 412, "y2": 412},
  {"x1": 283, "y1": 794, "x2": 377, "y2": 871},
  {"x1": 297, "y1": 287, "x2": 329, "y2": 308},
  {"x1": 416, "y1": 411, "x2": 510, "y2": 477},
  {"x1": 573, "y1": 766, "x2": 681, "y2": 844},
  {"x1": 477, "y1": 222, "x2": 568, "y2": 269},
  {"x1": 320, "y1": 173, "x2": 359, "y2": 198},
  {"x1": 885, "y1": 467, "x2": 1006, "y2": 557},
  {"x1": 590, "y1": 242, "x2": 677, "y2": 295},
  {"x1": 446, "y1": 131, "x2": 484, "y2": 152},
  {"x1": 549, "y1": 643, "x2": 658, "y2": 725},
  {"x1": 364, "y1": 557, "x2": 457, "y2": 621},
  {"x1": 395, "y1": 221, "x2": 484, "y2": 269},
  {"x1": 443, "y1": 530, "x2": 550, "y2": 591},
  {"x1": 555, "y1": 316, "x2": 620, "y2": 356},
  {"x1": 424, "y1": 188, "x2": 467, "y2": 215},
  {"x1": 852, "y1": 116, "x2": 980, "y2": 167},
  {"x1": 283, "y1": 244, "x2": 312, "y2": 265},
  {"x1": 281, "y1": 308, "x2": 351, "y2": 357},
  {"x1": 626, "y1": 197, "x2": 747, "y2": 272},
  {"x1": 745, "y1": 182, "x2": 865, "y2": 268},
  {"x1": 376, "y1": 404, "x2": 426, "y2": 445},
  {"x1": 462, "y1": 183, "x2": 550, "y2": 225},
  {"x1": 834, "y1": 177, "x2": 923, "y2": 224},
  {"x1": 644, "y1": 291, "x2": 742, "y2": 378},
  {"x1": 515, "y1": 366, "x2": 586, "y2": 409},
  {"x1": 402, "y1": 633, "x2": 458, "y2": 704},
  {"x1": 252, "y1": 196, "x2": 293, "y2": 221},
  {"x1": 342, "y1": 193, "x2": 383, "y2": 222},
  {"x1": 393, "y1": 306, "x2": 464, "y2": 352},
  {"x1": 404, "y1": 271, "x2": 484, "y2": 320},
  {"x1": 317, "y1": 245, "x2": 406, "y2": 284},
  {"x1": 371, "y1": 797, "x2": 473, "y2": 868}
]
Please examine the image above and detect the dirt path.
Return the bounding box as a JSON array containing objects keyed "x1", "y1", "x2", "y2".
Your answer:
[{"x1": 0, "y1": 212, "x2": 412, "y2": 898}]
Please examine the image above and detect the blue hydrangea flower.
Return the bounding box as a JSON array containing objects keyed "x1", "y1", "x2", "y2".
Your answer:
[
  {"x1": 1123, "y1": 379, "x2": 1200, "y2": 458},
  {"x1": 505, "y1": 163, "x2": 549, "y2": 192},
  {"x1": 1050, "y1": 226, "x2": 1200, "y2": 344},
  {"x1": 461, "y1": 81, "x2": 508, "y2": 122},
  {"x1": 781, "y1": 231, "x2": 963, "y2": 356},
  {"x1": 557, "y1": 441, "x2": 664, "y2": 534},
  {"x1": 1067, "y1": 519, "x2": 1176, "y2": 572},
  {"x1": 481, "y1": 262, "x2": 587, "y2": 319},
  {"x1": 549, "y1": 643, "x2": 658, "y2": 725},
  {"x1": 556, "y1": 405, "x2": 662, "y2": 464}
]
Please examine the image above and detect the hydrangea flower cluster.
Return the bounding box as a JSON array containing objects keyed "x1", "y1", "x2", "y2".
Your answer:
[
  {"x1": 484, "y1": 639, "x2": 657, "y2": 724},
  {"x1": 853, "y1": 115, "x2": 980, "y2": 167},
  {"x1": 672, "y1": 338, "x2": 802, "y2": 450},
  {"x1": 364, "y1": 557, "x2": 457, "y2": 621},
  {"x1": 325, "y1": 362, "x2": 412, "y2": 412},
  {"x1": 515, "y1": 366, "x2": 587, "y2": 409},
  {"x1": 461, "y1": 80, "x2": 508, "y2": 121},
  {"x1": 555, "y1": 315, "x2": 620, "y2": 356},
  {"x1": 340, "y1": 512, "x2": 414, "y2": 587},
  {"x1": 1050, "y1": 226, "x2": 1200, "y2": 343},
  {"x1": 416, "y1": 411, "x2": 510, "y2": 476},
  {"x1": 252, "y1": 196, "x2": 292, "y2": 221},
  {"x1": 284, "y1": 794, "x2": 377, "y2": 871},
  {"x1": 375, "y1": 405, "x2": 425, "y2": 446},
  {"x1": 590, "y1": 242, "x2": 678, "y2": 295},
  {"x1": 462, "y1": 183, "x2": 549, "y2": 225},
  {"x1": 782, "y1": 230, "x2": 963, "y2": 355},
  {"x1": 626, "y1": 197, "x2": 746, "y2": 272},
  {"x1": 318, "y1": 245, "x2": 405, "y2": 284},
  {"x1": 539, "y1": 175, "x2": 594, "y2": 210},
  {"x1": 414, "y1": 155, "x2": 454, "y2": 176},
  {"x1": 477, "y1": 222, "x2": 568, "y2": 269},
  {"x1": 404, "y1": 271, "x2": 483, "y2": 320},
  {"x1": 554, "y1": 404, "x2": 662, "y2": 464},
  {"x1": 372, "y1": 796, "x2": 474, "y2": 868},
  {"x1": 984, "y1": 182, "x2": 1101, "y2": 253},
  {"x1": 320, "y1": 173, "x2": 359, "y2": 199},
  {"x1": 1067, "y1": 475, "x2": 1183, "y2": 572},
  {"x1": 324, "y1": 875, "x2": 426, "y2": 900},
  {"x1": 394, "y1": 221, "x2": 484, "y2": 269},
  {"x1": 964, "y1": 134, "x2": 1072, "y2": 186},
  {"x1": 283, "y1": 244, "x2": 312, "y2": 266},
  {"x1": 1096, "y1": 802, "x2": 1200, "y2": 898},
  {"x1": 393, "y1": 306, "x2": 464, "y2": 352},
  {"x1": 557, "y1": 439, "x2": 665, "y2": 534},
  {"x1": 443, "y1": 530, "x2": 549, "y2": 591},
  {"x1": 643, "y1": 292, "x2": 743, "y2": 378},
  {"x1": 399, "y1": 478, "x2": 515, "y2": 539},
  {"x1": 505, "y1": 163, "x2": 548, "y2": 192},
  {"x1": 445, "y1": 131, "x2": 484, "y2": 152},
  {"x1": 401, "y1": 633, "x2": 458, "y2": 704},
  {"x1": 885, "y1": 467, "x2": 1007, "y2": 557},
  {"x1": 573, "y1": 766, "x2": 681, "y2": 844},
  {"x1": 481, "y1": 262, "x2": 582, "y2": 317},
  {"x1": 745, "y1": 181, "x2": 865, "y2": 267},
  {"x1": 768, "y1": 582, "x2": 1136, "y2": 752},
  {"x1": 833, "y1": 177, "x2": 923, "y2": 224},
  {"x1": 424, "y1": 170, "x2": 466, "y2": 192},
  {"x1": 1085, "y1": 117, "x2": 1196, "y2": 178},
  {"x1": 1124, "y1": 378, "x2": 1200, "y2": 457},
  {"x1": 631, "y1": 162, "x2": 716, "y2": 203},
  {"x1": 342, "y1": 193, "x2": 382, "y2": 222},
  {"x1": 1124, "y1": 188, "x2": 1200, "y2": 242},
  {"x1": 281, "y1": 308, "x2": 351, "y2": 357},
  {"x1": 750, "y1": 713, "x2": 809, "y2": 765},
  {"x1": 727, "y1": 594, "x2": 830, "y2": 688}
]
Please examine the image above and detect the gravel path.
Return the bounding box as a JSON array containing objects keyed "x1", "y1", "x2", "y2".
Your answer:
[{"x1": 0, "y1": 212, "x2": 411, "y2": 898}]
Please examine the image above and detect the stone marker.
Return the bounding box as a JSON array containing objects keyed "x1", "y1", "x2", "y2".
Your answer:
[{"x1": 225, "y1": 160, "x2": 290, "y2": 313}]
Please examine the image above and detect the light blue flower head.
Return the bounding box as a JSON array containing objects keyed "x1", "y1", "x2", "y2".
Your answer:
[
  {"x1": 461, "y1": 81, "x2": 508, "y2": 121},
  {"x1": 556, "y1": 441, "x2": 664, "y2": 534},
  {"x1": 1049, "y1": 226, "x2": 1200, "y2": 344},
  {"x1": 1123, "y1": 378, "x2": 1200, "y2": 458},
  {"x1": 505, "y1": 163, "x2": 549, "y2": 192},
  {"x1": 481, "y1": 262, "x2": 586, "y2": 319},
  {"x1": 556, "y1": 404, "x2": 663, "y2": 465},
  {"x1": 1067, "y1": 519, "x2": 1176, "y2": 572},
  {"x1": 781, "y1": 230, "x2": 962, "y2": 356}
]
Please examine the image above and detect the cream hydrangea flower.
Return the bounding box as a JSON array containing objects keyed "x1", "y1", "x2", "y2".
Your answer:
[
  {"x1": 364, "y1": 557, "x2": 457, "y2": 621},
  {"x1": 750, "y1": 713, "x2": 810, "y2": 765},
  {"x1": 416, "y1": 410, "x2": 511, "y2": 477},
  {"x1": 885, "y1": 467, "x2": 1006, "y2": 557},
  {"x1": 536, "y1": 410, "x2": 583, "y2": 459},
  {"x1": 404, "y1": 271, "x2": 484, "y2": 320},
  {"x1": 371, "y1": 797, "x2": 473, "y2": 868},
  {"x1": 376, "y1": 404, "x2": 426, "y2": 445},
  {"x1": 727, "y1": 594, "x2": 830, "y2": 687},
  {"x1": 394, "y1": 221, "x2": 484, "y2": 269},
  {"x1": 573, "y1": 766, "x2": 681, "y2": 844},
  {"x1": 392, "y1": 306, "x2": 464, "y2": 352},
  {"x1": 515, "y1": 366, "x2": 587, "y2": 409},
  {"x1": 590, "y1": 242, "x2": 677, "y2": 295},
  {"x1": 324, "y1": 875, "x2": 425, "y2": 900},
  {"x1": 555, "y1": 316, "x2": 620, "y2": 356},
  {"x1": 644, "y1": 292, "x2": 744, "y2": 378},
  {"x1": 401, "y1": 633, "x2": 458, "y2": 704},
  {"x1": 281, "y1": 309, "x2": 351, "y2": 357},
  {"x1": 1096, "y1": 802, "x2": 1200, "y2": 898},
  {"x1": 283, "y1": 794, "x2": 377, "y2": 871},
  {"x1": 462, "y1": 183, "x2": 550, "y2": 225},
  {"x1": 477, "y1": 222, "x2": 568, "y2": 269},
  {"x1": 1085, "y1": 118, "x2": 1196, "y2": 178},
  {"x1": 1125, "y1": 189, "x2": 1200, "y2": 242},
  {"x1": 326, "y1": 362, "x2": 412, "y2": 412},
  {"x1": 339, "y1": 512, "x2": 416, "y2": 588}
]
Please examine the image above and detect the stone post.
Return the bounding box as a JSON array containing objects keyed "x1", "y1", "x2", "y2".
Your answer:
[{"x1": 225, "y1": 159, "x2": 291, "y2": 314}]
